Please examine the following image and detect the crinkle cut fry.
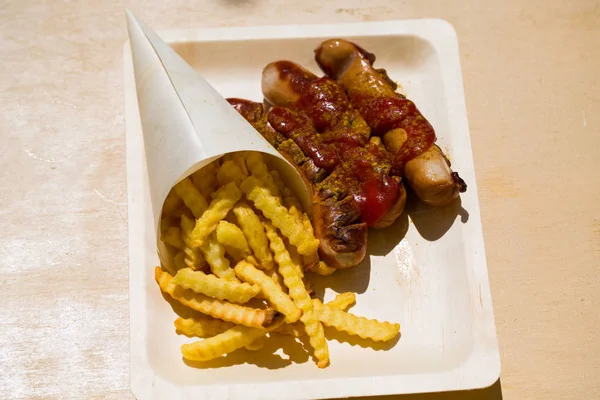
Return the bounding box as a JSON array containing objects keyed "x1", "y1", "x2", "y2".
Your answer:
[
  {"x1": 241, "y1": 175, "x2": 319, "y2": 256},
  {"x1": 155, "y1": 267, "x2": 275, "y2": 328},
  {"x1": 245, "y1": 152, "x2": 280, "y2": 196},
  {"x1": 313, "y1": 299, "x2": 400, "y2": 342},
  {"x1": 190, "y1": 162, "x2": 220, "y2": 200},
  {"x1": 180, "y1": 215, "x2": 207, "y2": 271},
  {"x1": 270, "y1": 169, "x2": 318, "y2": 268},
  {"x1": 234, "y1": 260, "x2": 301, "y2": 323},
  {"x1": 161, "y1": 226, "x2": 184, "y2": 250},
  {"x1": 175, "y1": 316, "x2": 234, "y2": 338},
  {"x1": 276, "y1": 292, "x2": 356, "y2": 336},
  {"x1": 173, "y1": 177, "x2": 209, "y2": 218},
  {"x1": 180, "y1": 313, "x2": 285, "y2": 362},
  {"x1": 172, "y1": 268, "x2": 259, "y2": 303},
  {"x1": 216, "y1": 220, "x2": 252, "y2": 255},
  {"x1": 199, "y1": 234, "x2": 237, "y2": 281},
  {"x1": 190, "y1": 182, "x2": 242, "y2": 247},
  {"x1": 263, "y1": 221, "x2": 329, "y2": 368},
  {"x1": 232, "y1": 201, "x2": 274, "y2": 270},
  {"x1": 310, "y1": 261, "x2": 337, "y2": 276},
  {"x1": 217, "y1": 160, "x2": 248, "y2": 186}
]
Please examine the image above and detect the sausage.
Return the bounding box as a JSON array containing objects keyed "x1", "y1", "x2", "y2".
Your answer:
[
  {"x1": 315, "y1": 39, "x2": 467, "y2": 207},
  {"x1": 227, "y1": 97, "x2": 368, "y2": 269},
  {"x1": 262, "y1": 61, "x2": 314, "y2": 107},
  {"x1": 261, "y1": 61, "x2": 406, "y2": 266}
]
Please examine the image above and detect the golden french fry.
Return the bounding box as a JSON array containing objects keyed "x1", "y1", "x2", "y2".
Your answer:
[
  {"x1": 311, "y1": 261, "x2": 337, "y2": 276},
  {"x1": 161, "y1": 226, "x2": 184, "y2": 250},
  {"x1": 245, "y1": 152, "x2": 280, "y2": 196},
  {"x1": 155, "y1": 267, "x2": 275, "y2": 328},
  {"x1": 244, "y1": 337, "x2": 265, "y2": 351},
  {"x1": 191, "y1": 162, "x2": 220, "y2": 200},
  {"x1": 275, "y1": 322, "x2": 305, "y2": 337},
  {"x1": 175, "y1": 316, "x2": 234, "y2": 338},
  {"x1": 174, "y1": 177, "x2": 209, "y2": 218},
  {"x1": 234, "y1": 260, "x2": 301, "y2": 323},
  {"x1": 312, "y1": 299, "x2": 400, "y2": 342},
  {"x1": 215, "y1": 221, "x2": 251, "y2": 255},
  {"x1": 269, "y1": 169, "x2": 304, "y2": 214},
  {"x1": 173, "y1": 268, "x2": 259, "y2": 303},
  {"x1": 241, "y1": 176, "x2": 319, "y2": 256},
  {"x1": 326, "y1": 292, "x2": 356, "y2": 310},
  {"x1": 180, "y1": 215, "x2": 207, "y2": 271},
  {"x1": 190, "y1": 182, "x2": 242, "y2": 247},
  {"x1": 270, "y1": 169, "x2": 315, "y2": 267},
  {"x1": 173, "y1": 252, "x2": 188, "y2": 271},
  {"x1": 264, "y1": 267, "x2": 286, "y2": 293},
  {"x1": 162, "y1": 190, "x2": 183, "y2": 216},
  {"x1": 276, "y1": 292, "x2": 357, "y2": 337},
  {"x1": 232, "y1": 201, "x2": 274, "y2": 270},
  {"x1": 180, "y1": 313, "x2": 284, "y2": 361},
  {"x1": 217, "y1": 160, "x2": 248, "y2": 186},
  {"x1": 200, "y1": 234, "x2": 237, "y2": 281},
  {"x1": 222, "y1": 152, "x2": 249, "y2": 176},
  {"x1": 263, "y1": 221, "x2": 329, "y2": 368},
  {"x1": 232, "y1": 152, "x2": 249, "y2": 176}
]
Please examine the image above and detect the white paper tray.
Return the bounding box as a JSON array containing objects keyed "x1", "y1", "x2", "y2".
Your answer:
[{"x1": 124, "y1": 18, "x2": 500, "y2": 400}]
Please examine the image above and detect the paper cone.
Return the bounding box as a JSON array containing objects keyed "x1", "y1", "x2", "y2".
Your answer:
[{"x1": 125, "y1": 11, "x2": 309, "y2": 268}]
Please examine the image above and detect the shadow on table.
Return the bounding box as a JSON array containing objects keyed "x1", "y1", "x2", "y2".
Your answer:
[
  {"x1": 327, "y1": 379, "x2": 503, "y2": 400},
  {"x1": 404, "y1": 191, "x2": 469, "y2": 242}
]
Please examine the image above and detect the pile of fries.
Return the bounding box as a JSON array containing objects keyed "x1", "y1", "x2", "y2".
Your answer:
[{"x1": 156, "y1": 151, "x2": 400, "y2": 368}]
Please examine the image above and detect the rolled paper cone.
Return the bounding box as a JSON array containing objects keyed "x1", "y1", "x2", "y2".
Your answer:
[{"x1": 125, "y1": 11, "x2": 309, "y2": 270}]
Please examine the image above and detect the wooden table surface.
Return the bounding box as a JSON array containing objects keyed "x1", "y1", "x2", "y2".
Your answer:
[{"x1": 2, "y1": 0, "x2": 599, "y2": 399}]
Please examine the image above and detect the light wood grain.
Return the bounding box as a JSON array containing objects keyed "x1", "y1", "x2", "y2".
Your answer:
[{"x1": 1, "y1": 0, "x2": 599, "y2": 399}]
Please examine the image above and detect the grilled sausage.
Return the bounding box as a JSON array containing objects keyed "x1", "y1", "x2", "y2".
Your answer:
[
  {"x1": 227, "y1": 97, "x2": 368, "y2": 268},
  {"x1": 261, "y1": 61, "x2": 406, "y2": 267},
  {"x1": 315, "y1": 39, "x2": 466, "y2": 206}
]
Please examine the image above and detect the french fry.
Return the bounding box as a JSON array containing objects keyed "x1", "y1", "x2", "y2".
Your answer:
[
  {"x1": 222, "y1": 152, "x2": 249, "y2": 176},
  {"x1": 162, "y1": 190, "x2": 183, "y2": 216},
  {"x1": 326, "y1": 292, "x2": 356, "y2": 310},
  {"x1": 245, "y1": 152, "x2": 280, "y2": 196},
  {"x1": 180, "y1": 313, "x2": 285, "y2": 362},
  {"x1": 155, "y1": 267, "x2": 275, "y2": 328},
  {"x1": 173, "y1": 252, "x2": 188, "y2": 271},
  {"x1": 312, "y1": 299, "x2": 400, "y2": 342},
  {"x1": 311, "y1": 261, "x2": 337, "y2": 276},
  {"x1": 172, "y1": 268, "x2": 259, "y2": 303},
  {"x1": 270, "y1": 169, "x2": 303, "y2": 229},
  {"x1": 232, "y1": 201, "x2": 274, "y2": 270},
  {"x1": 200, "y1": 234, "x2": 237, "y2": 281},
  {"x1": 216, "y1": 221, "x2": 252, "y2": 258},
  {"x1": 190, "y1": 182, "x2": 242, "y2": 247},
  {"x1": 173, "y1": 177, "x2": 209, "y2": 218},
  {"x1": 180, "y1": 215, "x2": 207, "y2": 271},
  {"x1": 263, "y1": 221, "x2": 329, "y2": 368},
  {"x1": 175, "y1": 316, "x2": 234, "y2": 338},
  {"x1": 234, "y1": 260, "x2": 301, "y2": 323},
  {"x1": 244, "y1": 337, "x2": 265, "y2": 351},
  {"x1": 241, "y1": 175, "x2": 319, "y2": 256},
  {"x1": 270, "y1": 168, "x2": 317, "y2": 268},
  {"x1": 275, "y1": 293, "x2": 356, "y2": 336},
  {"x1": 161, "y1": 226, "x2": 184, "y2": 250},
  {"x1": 191, "y1": 162, "x2": 220, "y2": 200},
  {"x1": 264, "y1": 267, "x2": 286, "y2": 293},
  {"x1": 217, "y1": 160, "x2": 248, "y2": 186}
]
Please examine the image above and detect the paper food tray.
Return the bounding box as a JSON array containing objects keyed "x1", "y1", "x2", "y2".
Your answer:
[{"x1": 124, "y1": 14, "x2": 500, "y2": 400}]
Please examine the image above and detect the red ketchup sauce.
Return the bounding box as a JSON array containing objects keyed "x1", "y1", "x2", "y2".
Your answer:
[
  {"x1": 267, "y1": 76, "x2": 399, "y2": 226},
  {"x1": 350, "y1": 95, "x2": 437, "y2": 176}
]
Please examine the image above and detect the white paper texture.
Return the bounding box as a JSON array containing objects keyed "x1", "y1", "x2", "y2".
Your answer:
[
  {"x1": 124, "y1": 14, "x2": 500, "y2": 400},
  {"x1": 125, "y1": 10, "x2": 308, "y2": 245}
]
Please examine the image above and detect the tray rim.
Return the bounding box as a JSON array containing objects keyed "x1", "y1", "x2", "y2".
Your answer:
[{"x1": 124, "y1": 18, "x2": 500, "y2": 400}]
